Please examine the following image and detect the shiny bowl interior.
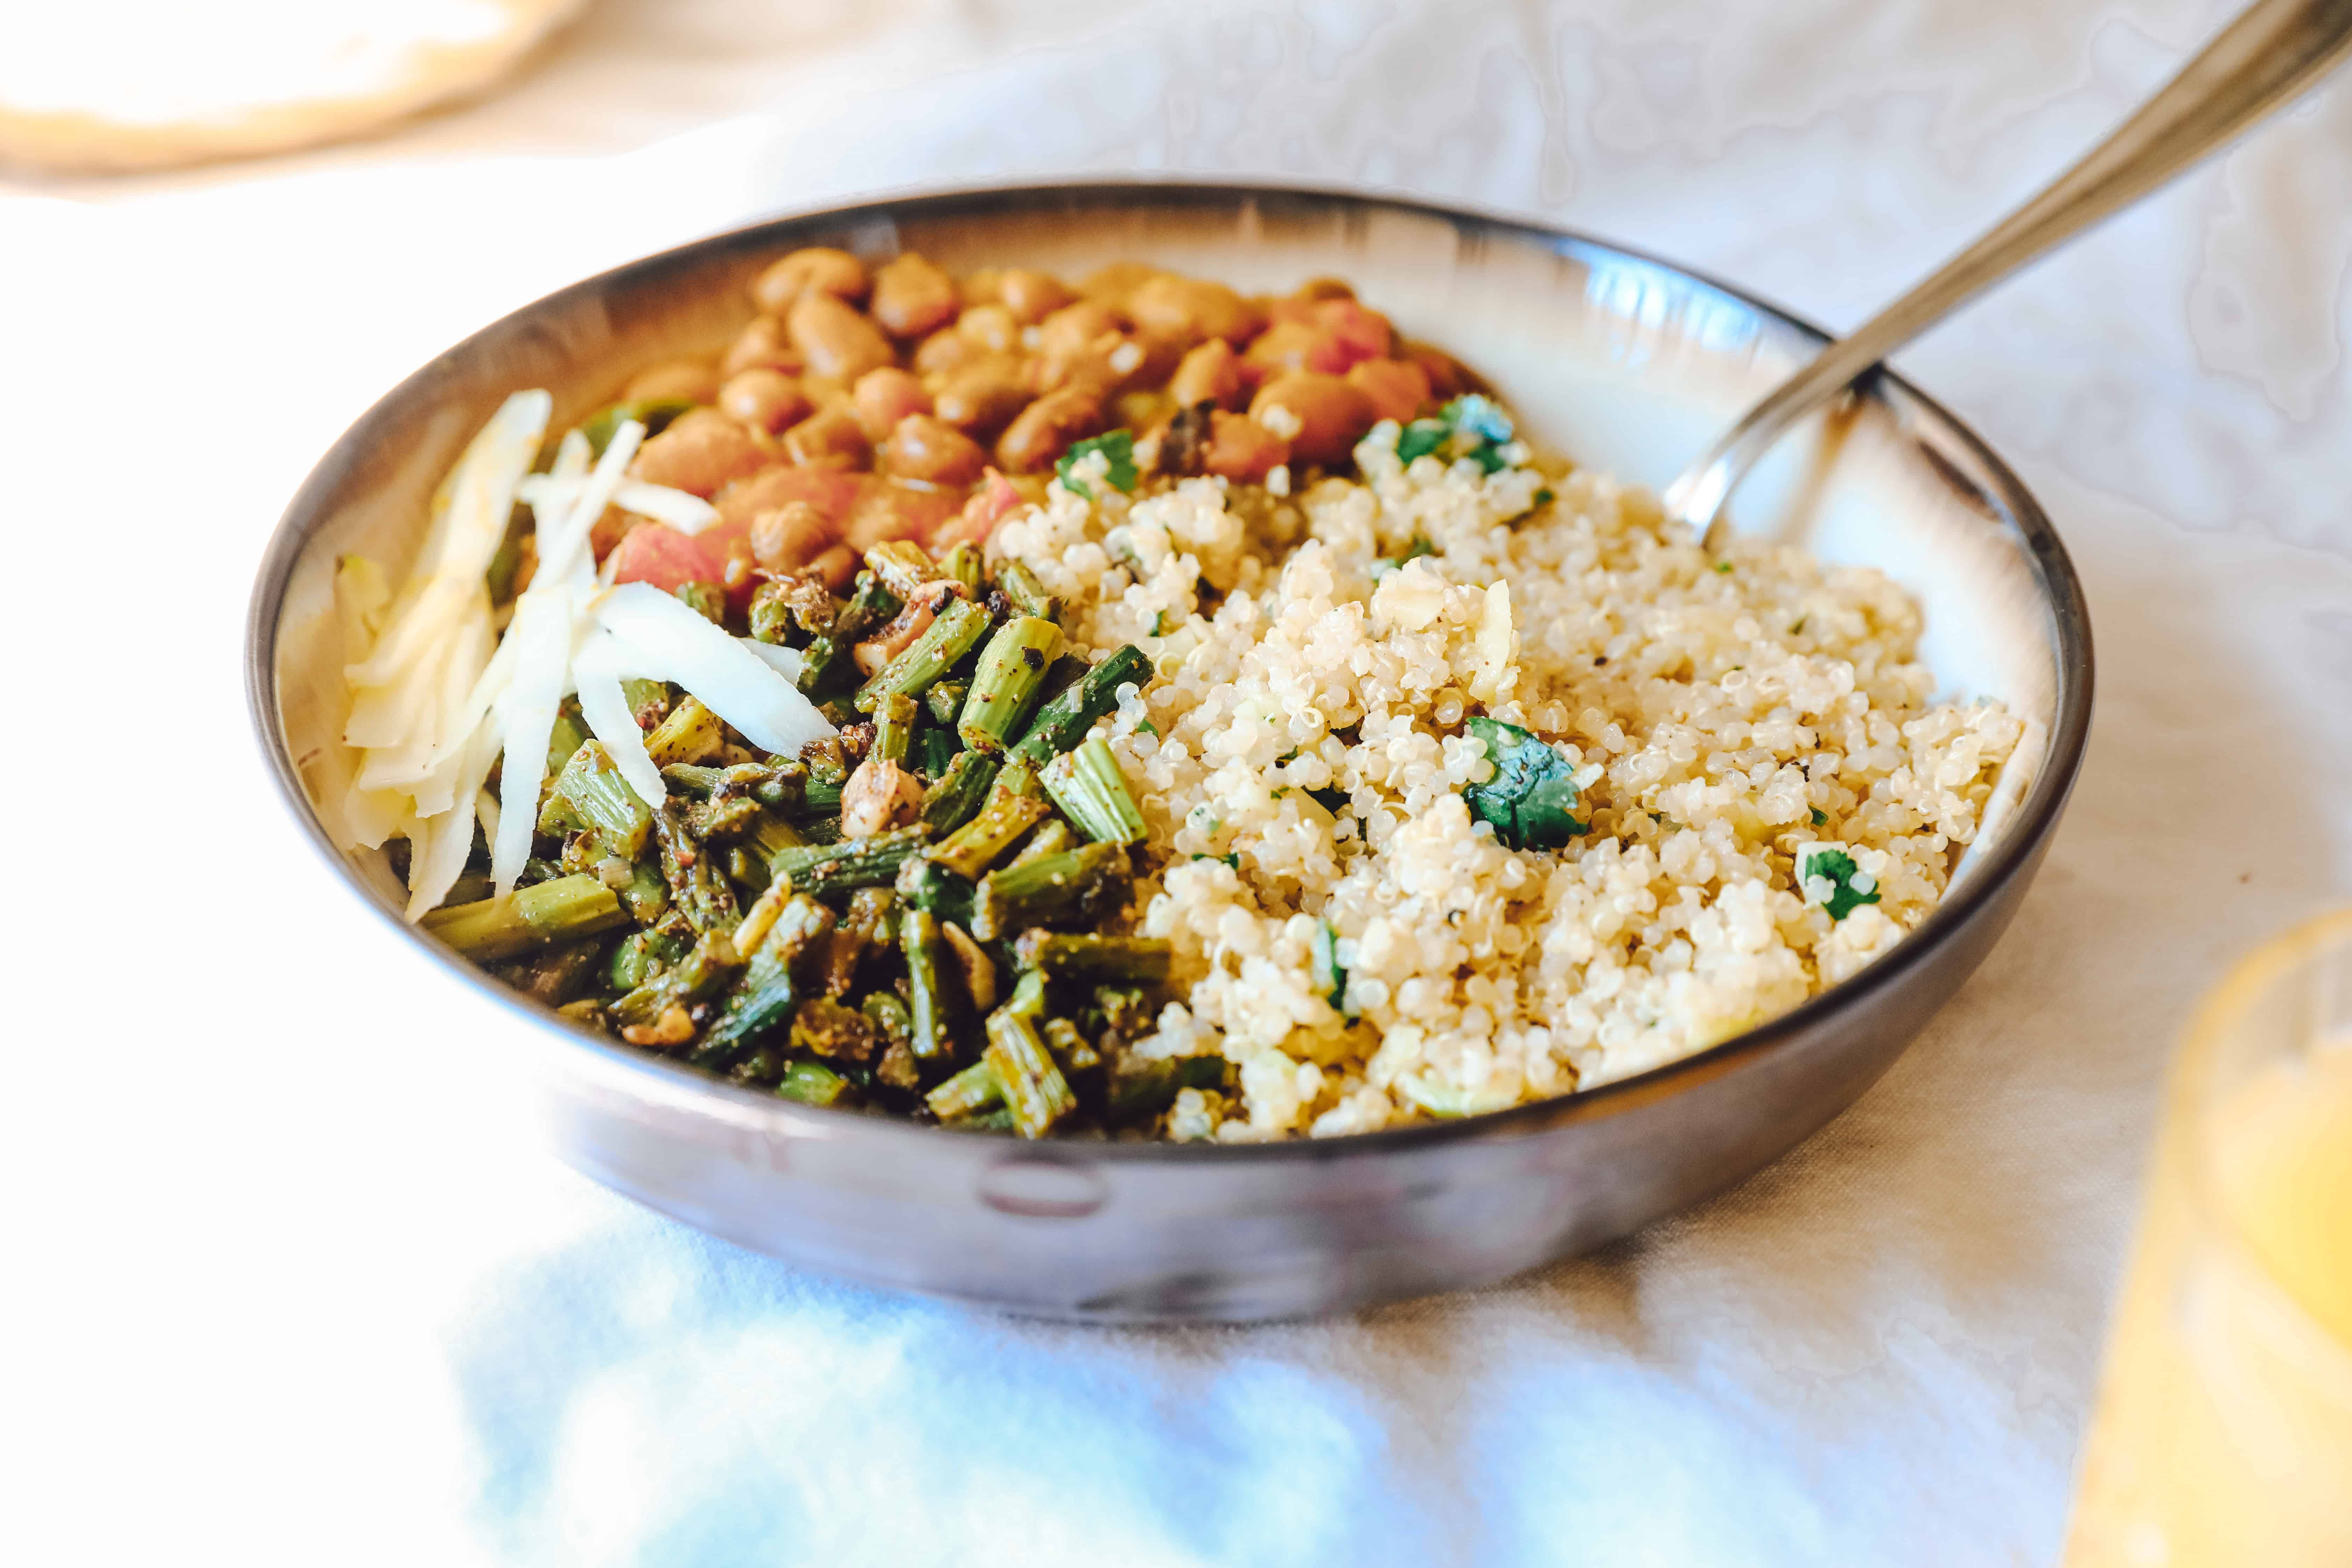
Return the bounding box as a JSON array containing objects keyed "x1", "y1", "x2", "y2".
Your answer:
[{"x1": 248, "y1": 182, "x2": 2091, "y2": 1321}]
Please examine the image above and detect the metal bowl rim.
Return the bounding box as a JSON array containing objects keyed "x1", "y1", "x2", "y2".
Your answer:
[{"x1": 244, "y1": 174, "x2": 2094, "y2": 1167}]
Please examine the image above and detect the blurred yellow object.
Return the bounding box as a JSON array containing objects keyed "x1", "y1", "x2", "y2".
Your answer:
[
  {"x1": 2065, "y1": 910, "x2": 2352, "y2": 1566},
  {"x1": 0, "y1": 0, "x2": 587, "y2": 174}
]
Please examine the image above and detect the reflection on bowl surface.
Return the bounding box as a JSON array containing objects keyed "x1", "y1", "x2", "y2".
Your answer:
[{"x1": 249, "y1": 182, "x2": 2090, "y2": 1321}]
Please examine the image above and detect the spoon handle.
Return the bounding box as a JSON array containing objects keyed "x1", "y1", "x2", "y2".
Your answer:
[{"x1": 1664, "y1": 0, "x2": 2352, "y2": 546}]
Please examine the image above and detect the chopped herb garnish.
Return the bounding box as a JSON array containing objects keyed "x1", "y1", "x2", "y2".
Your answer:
[
  {"x1": 1799, "y1": 845, "x2": 1881, "y2": 921},
  {"x1": 1789, "y1": 616, "x2": 1807, "y2": 635},
  {"x1": 1306, "y1": 786, "x2": 1350, "y2": 815},
  {"x1": 1311, "y1": 920, "x2": 1354, "y2": 1018},
  {"x1": 1400, "y1": 534, "x2": 1436, "y2": 563},
  {"x1": 1056, "y1": 429, "x2": 1139, "y2": 498},
  {"x1": 1395, "y1": 395, "x2": 1515, "y2": 474},
  {"x1": 1189, "y1": 852, "x2": 1241, "y2": 870},
  {"x1": 1136, "y1": 719, "x2": 1160, "y2": 737},
  {"x1": 1714, "y1": 560, "x2": 1734, "y2": 574},
  {"x1": 1461, "y1": 716, "x2": 1586, "y2": 850},
  {"x1": 1533, "y1": 488, "x2": 1555, "y2": 507},
  {"x1": 1810, "y1": 807, "x2": 1828, "y2": 827},
  {"x1": 1150, "y1": 609, "x2": 1169, "y2": 636}
]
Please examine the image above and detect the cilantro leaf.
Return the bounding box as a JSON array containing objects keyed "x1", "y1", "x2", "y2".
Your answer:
[
  {"x1": 1810, "y1": 807, "x2": 1828, "y2": 827},
  {"x1": 1056, "y1": 430, "x2": 1139, "y2": 498},
  {"x1": 1461, "y1": 716, "x2": 1586, "y2": 850},
  {"x1": 1189, "y1": 852, "x2": 1240, "y2": 870},
  {"x1": 1395, "y1": 397, "x2": 1517, "y2": 473},
  {"x1": 1799, "y1": 845, "x2": 1881, "y2": 921},
  {"x1": 1400, "y1": 533, "x2": 1436, "y2": 562}
]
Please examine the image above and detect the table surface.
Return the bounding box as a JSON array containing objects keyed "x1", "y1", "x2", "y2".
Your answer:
[{"x1": 7, "y1": 1, "x2": 2350, "y2": 1562}]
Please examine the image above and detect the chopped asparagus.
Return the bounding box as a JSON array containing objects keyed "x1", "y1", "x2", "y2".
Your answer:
[
  {"x1": 970, "y1": 841, "x2": 1129, "y2": 942},
  {"x1": 863, "y1": 540, "x2": 937, "y2": 600},
  {"x1": 770, "y1": 824, "x2": 930, "y2": 899},
  {"x1": 893, "y1": 856, "x2": 976, "y2": 927},
  {"x1": 546, "y1": 741, "x2": 652, "y2": 859},
  {"x1": 652, "y1": 801, "x2": 739, "y2": 937},
  {"x1": 925, "y1": 1059, "x2": 1003, "y2": 1121},
  {"x1": 928, "y1": 790, "x2": 1049, "y2": 882},
  {"x1": 996, "y1": 560, "x2": 1061, "y2": 623},
  {"x1": 1006, "y1": 645, "x2": 1151, "y2": 764},
  {"x1": 854, "y1": 596, "x2": 992, "y2": 714},
  {"x1": 644, "y1": 696, "x2": 726, "y2": 768},
  {"x1": 984, "y1": 1008, "x2": 1077, "y2": 1138},
  {"x1": 920, "y1": 750, "x2": 999, "y2": 835},
  {"x1": 421, "y1": 874, "x2": 628, "y2": 962},
  {"x1": 1011, "y1": 930, "x2": 1172, "y2": 983},
  {"x1": 957, "y1": 616, "x2": 1063, "y2": 754},
  {"x1": 900, "y1": 907, "x2": 955, "y2": 1064},
  {"x1": 939, "y1": 542, "x2": 985, "y2": 592},
  {"x1": 1009, "y1": 818, "x2": 1076, "y2": 866},
  {"x1": 611, "y1": 931, "x2": 740, "y2": 1031},
  {"x1": 673, "y1": 581, "x2": 726, "y2": 625},
  {"x1": 776, "y1": 1060, "x2": 853, "y2": 1107},
  {"x1": 873, "y1": 692, "x2": 918, "y2": 765},
  {"x1": 1040, "y1": 739, "x2": 1145, "y2": 845},
  {"x1": 690, "y1": 895, "x2": 833, "y2": 1067}
]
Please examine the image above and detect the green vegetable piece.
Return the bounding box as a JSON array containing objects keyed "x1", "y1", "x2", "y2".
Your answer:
[
  {"x1": 674, "y1": 580, "x2": 727, "y2": 624},
  {"x1": 984, "y1": 1007, "x2": 1077, "y2": 1139},
  {"x1": 580, "y1": 397, "x2": 693, "y2": 457},
  {"x1": 821, "y1": 886, "x2": 896, "y2": 997},
  {"x1": 652, "y1": 802, "x2": 740, "y2": 937},
  {"x1": 940, "y1": 542, "x2": 985, "y2": 593},
  {"x1": 1040, "y1": 738, "x2": 1144, "y2": 846},
  {"x1": 644, "y1": 696, "x2": 725, "y2": 768},
  {"x1": 996, "y1": 559, "x2": 1061, "y2": 622},
  {"x1": 1799, "y1": 845, "x2": 1882, "y2": 922},
  {"x1": 1107, "y1": 1056, "x2": 1230, "y2": 1122},
  {"x1": 1461, "y1": 716, "x2": 1586, "y2": 851},
  {"x1": 958, "y1": 615, "x2": 1064, "y2": 754},
  {"x1": 969, "y1": 840, "x2": 1128, "y2": 942},
  {"x1": 421, "y1": 874, "x2": 629, "y2": 963},
  {"x1": 894, "y1": 856, "x2": 977, "y2": 927},
  {"x1": 611, "y1": 931, "x2": 740, "y2": 1031},
  {"x1": 1011, "y1": 819, "x2": 1077, "y2": 867},
  {"x1": 546, "y1": 741, "x2": 653, "y2": 860},
  {"x1": 1396, "y1": 396, "x2": 1513, "y2": 472},
  {"x1": 621, "y1": 677, "x2": 671, "y2": 730},
  {"x1": 1011, "y1": 930, "x2": 1171, "y2": 984},
  {"x1": 854, "y1": 596, "x2": 993, "y2": 714},
  {"x1": 1054, "y1": 429, "x2": 1139, "y2": 498},
  {"x1": 913, "y1": 721, "x2": 960, "y2": 781},
  {"x1": 776, "y1": 1060, "x2": 853, "y2": 1108},
  {"x1": 769, "y1": 824, "x2": 930, "y2": 900},
  {"x1": 920, "y1": 750, "x2": 1000, "y2": 835},
  {"x1": 874, "y1": 692, "x2": 918, "y2": 765},
  {"x1": 1041, "y1": 1016, "x2": 1099, "y2": 1073},
  {"x1": 925, "y1": 1059, "x2": 1004, "y2": 1121},
  {"x1": 690, "y1": 896, "x2": 833, "y2": 1069},
  {"x1": 790, "y1": 996, "x2": 879, "y2": 1062},
  {"x1": 1006, "y1": 645, "x2": 1151, "y2": 764},
  {"x1": 900, "y1": 907, "x2": 955, "y2": 1062},
  {"x1": 544, "y1": 701, "x2": 589, "y2": 782},
  {"x1": 863, "y1": 540, "x2": 937, "y2": 600},
  {"x1": 924, "y1": 680, "x2": 969, "y2": 726},
  {"x1": 929, "y1": 789, "x2": 1049, "y2": 882},
  {"x1": 1810, "y1": 807, "x2": 1829, "y2": 827},
  {"x1": 616, "y1": 858, "x2": 670, "y2": 925},
  {"x1": 1311, "y1": 919, "x2": 1354, "y2": 1019}
]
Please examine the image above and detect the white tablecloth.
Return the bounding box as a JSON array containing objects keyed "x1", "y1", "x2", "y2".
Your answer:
[{"x1": 9, "y1": 2, "x2": 2350, "y2": 1562}]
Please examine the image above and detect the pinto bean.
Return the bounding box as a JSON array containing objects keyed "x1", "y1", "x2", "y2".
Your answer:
[
  {"x1": 1250, "y1": 372, "x2": 1377, "y2": 468},
  {"x1": 1077, "y1": 260, "x2": 1158, "y2": 311},
  {"x1": 782, "y1": 406, "x2": 873, "y2": 469},
  {"x1": 994, "y1": 385, "x2": 1104, "y2": 472},
  {"x1": 850, "y1": 367, "x2": 932, "y2": 441},
  {"x1": 1128, "y1": 274, "x2": 1263, "y2": 347},
  {"x1": 1241, "y1": 318, "x2": 1333, "y2": 376},
  {"x1": 786, "y1": 292, "x2": 896, "y2": 383},
  {"x1": 1169, "y1": 338, "x2": 1245, "y2": 410},
  {"x1": 721, "y1": 316, "x2": 802, "y2": 378},
  {"x1": 1345, "y1": 357, "x2": 1432, "y2": 424},
  {"x1": 1036, "y1": 300, "x2": 1120, "y2": 360},
  {"x1": 932, "y1": 355, "x2": 1030, "y2": 434},
  {"x1": 998, "y1": 268, "x2": 1073, "y2": 324},
  {"x1": 870, "y1": 252, "x2": 960, "y2": 340},
  {"x1": 748, "y1": 500, "x2": 833, "y2": 573},
  {"x1": 913, "y1": 328, "x2": 980, "y2": 377},
  {"x1": 1202, "y1": 410, "x2": 1289, "y2": 484},
  {"x1": 718, "y1": 368, "x2": 813, "y2": 433},
  {"x1": 628, "y1": 408, "x2": 772, "y2": 497},
  {"x1": 625, "y1": 359, "x2": 720, "y2": 404},
  {"x1": 880, "y1": 413, "x2": 987, "y2": 486},
  {"x1": 752, "y1": 246, "x2": 869, "y2": 313},
  {"x1": 955, "y1": 303, "x2": 1021, "y2": 356}
]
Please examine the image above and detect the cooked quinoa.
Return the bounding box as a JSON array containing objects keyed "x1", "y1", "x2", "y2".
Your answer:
[
  {"x1": 996, "y1": 427, "x2": 2023, "y2": 1140},
  {"x1": 342, "y1": 248, "x2": 2021, "y2": 1142}
]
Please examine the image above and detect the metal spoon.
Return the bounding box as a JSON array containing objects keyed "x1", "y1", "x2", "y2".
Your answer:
[{"x1": 1665, "y1": 0, "x2": 2352, "y2": 548}]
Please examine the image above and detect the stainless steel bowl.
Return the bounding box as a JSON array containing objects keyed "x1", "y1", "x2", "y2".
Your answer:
[{"x1": 247, "y1": 181, "x2": 2092, "y2": 1322}]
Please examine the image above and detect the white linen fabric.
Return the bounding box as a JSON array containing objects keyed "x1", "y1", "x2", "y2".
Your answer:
[{"x1": 5, "y1": 2, "x2": 2348, "y2": 1562}]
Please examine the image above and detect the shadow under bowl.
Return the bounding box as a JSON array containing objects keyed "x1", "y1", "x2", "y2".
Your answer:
[{"x1": 247, "y1": 181, "x2": 2092, "y2": 1322}]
